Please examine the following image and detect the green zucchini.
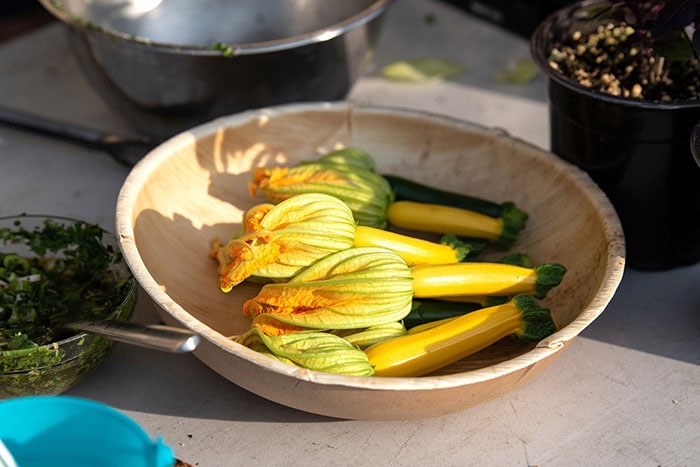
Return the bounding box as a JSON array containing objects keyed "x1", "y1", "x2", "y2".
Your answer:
[
  {"x1": 383, "y1": 173, "x2": 506, "y2": 218},
  {"x1": 382, "y1": 174, "x2": 529, "y2": 249},
  {"x1": 403, "y1": 299, "x2": 482, "y2": 330}
]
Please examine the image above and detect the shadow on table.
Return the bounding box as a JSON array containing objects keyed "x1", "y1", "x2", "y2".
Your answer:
[
  {"x1": 581, "y1": 265, "x2": 700, "y2": 366},
  {"x1": 68, "y1": 337, "x2": 336, "y2": 423}
]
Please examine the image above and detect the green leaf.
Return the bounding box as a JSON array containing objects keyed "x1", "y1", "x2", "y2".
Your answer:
[
  {"x1": 495, "y1": 59, "x2": 540, "y2": 84},
  {"x1": 654, "y1": 33, "x2": 697, "y2": 61},
  {"x1": 381, "y1": 58, "x2": 464, "y2": 82}
]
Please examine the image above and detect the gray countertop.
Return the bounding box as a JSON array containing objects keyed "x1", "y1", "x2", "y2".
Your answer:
[{"x1": 1, "y1": 1, "x2": 698, "y2": 465}]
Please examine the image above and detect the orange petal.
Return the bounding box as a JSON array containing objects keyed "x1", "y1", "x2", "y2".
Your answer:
[
  {"x1": 243, "y1": 204, "x2": 275, "y2": 232},
  {"x1": 251, "y1": 315, "x2": 307, "y2": 336},
  {"x1": 243, "y1": 282, "x2": 345, "y2": 316},
  {"x1": 218, "y1": 235, "x2": 282, "y2": 292}
]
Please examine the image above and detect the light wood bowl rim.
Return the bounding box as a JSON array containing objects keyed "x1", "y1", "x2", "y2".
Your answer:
[{"x1": 116, "y1": 101, "x2": 625, "y2": 392}]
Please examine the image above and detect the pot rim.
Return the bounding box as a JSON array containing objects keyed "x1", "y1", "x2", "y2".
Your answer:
[
  {"x1": 39, "y1": 0, "x2": 394, "y2": 56},
  {"x1": 530, "y1": 0, "x2": 700, "y2": 110}
]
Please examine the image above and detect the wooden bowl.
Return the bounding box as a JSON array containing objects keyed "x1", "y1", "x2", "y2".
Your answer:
[{"x1": 116, "y1": 102, "x2": 625, "y2": 420}]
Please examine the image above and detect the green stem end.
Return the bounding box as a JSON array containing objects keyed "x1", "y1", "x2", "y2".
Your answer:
[
  {"x1": 513, "y1": 294, "x2": 557, "y2": 343},
  {"x1": 494, "y1": 202, "x2": 529, "y2": 249},
  {"x1": 533, "y1": 263, "x2": 567, "y2": 299}
]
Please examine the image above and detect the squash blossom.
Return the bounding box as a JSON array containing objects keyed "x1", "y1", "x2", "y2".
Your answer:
[
  {"x1": 243, "y1": 247, "x2": 415, "y2": 336},
  {"x1": 245, "y1": 253, "x2": 565, "y2": 336},
  {"x1": 237, "y1": 327, "x2": 374, "y2": 376},
  {"x1": 248, "y1": 148, "x2": 528, "y2": 249},
  {"x1": 212, "y1": 193, "x2": 472, "y2": 292},
  {"x1": 249, "y1": 149, "x2": 394, "y2": 229},
  {"x1": 333, "y1": 321, "x2": 408, "y2": 349},
  {"x1": 210, "y1": 193, "x2": 356, "y2": 292},
  {"x1": 313, "y1": 147, "x2": 377, "y2": 170}
]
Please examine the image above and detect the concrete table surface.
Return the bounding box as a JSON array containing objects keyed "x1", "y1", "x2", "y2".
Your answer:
[{"x1": 1, "y1": 1, "x2": 698, "y2": 465}]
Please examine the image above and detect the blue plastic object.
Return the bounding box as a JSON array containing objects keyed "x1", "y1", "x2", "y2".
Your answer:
[{"x1": 0, "y1": 396, "x2": 175, "y2": 467}]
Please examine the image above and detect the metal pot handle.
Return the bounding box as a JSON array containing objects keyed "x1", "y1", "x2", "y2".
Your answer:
[{"x1": 692, "y1": 121, "x2": 700, "y2": 168}]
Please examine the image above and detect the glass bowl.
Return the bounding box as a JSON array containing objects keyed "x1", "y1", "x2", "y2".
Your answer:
[{"x1": 0, "y1": 215, "x2": 137, "y2": 398}]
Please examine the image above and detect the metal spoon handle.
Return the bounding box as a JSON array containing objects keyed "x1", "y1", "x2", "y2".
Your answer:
[{"x1": 68, "y1": 320, "x2": 200, "y2": 353}]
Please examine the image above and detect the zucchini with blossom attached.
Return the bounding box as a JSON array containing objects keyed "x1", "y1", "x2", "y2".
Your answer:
[
  {"x1": 241, "y1": 247, "x2": 565, "y2": 336},
  {"x1": 248, "y1": 148, "x2": 528, "y2": 249},
  {"x1": 210, "y1": 193, "x2": 473, "y2": 290},
  {"x1": 364, "y1": 294, "x2": 556, "y2": 377},
  {"x1": 235, "y1": 247, "x2": 564, "y2": 375}
]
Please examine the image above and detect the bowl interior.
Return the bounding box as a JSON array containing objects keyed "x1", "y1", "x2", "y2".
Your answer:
[
  {"x1": 48, "y1": 0, "x2": 386, "y2": 47},
  {"x1": 120, "y1": 103, "x2": 625, "y2": 380}
]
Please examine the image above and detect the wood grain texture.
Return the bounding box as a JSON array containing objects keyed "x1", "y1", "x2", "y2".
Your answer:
[{"x1": 115, "y1": 102, "x2": 625, "y2": 420}]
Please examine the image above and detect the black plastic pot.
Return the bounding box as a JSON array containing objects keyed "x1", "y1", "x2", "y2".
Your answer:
[{"x1": 531, "y1": 1, "x2": 700, "y2": 270}]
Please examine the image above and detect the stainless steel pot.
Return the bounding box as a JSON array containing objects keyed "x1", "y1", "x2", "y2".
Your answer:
[{"x1": 39, "y1": 0, "x2": 394, "y2": 139}]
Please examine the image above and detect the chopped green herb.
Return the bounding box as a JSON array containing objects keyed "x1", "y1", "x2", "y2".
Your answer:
[
  {"x1": 210, "y1": 42, "x2": 237, "y2": 58},
  {"x1": 0, "y1": 217, "x2": 136, "y2": 396},
  {"x1": 0, "y1": 218, "x2": 133, "y2": 349}
]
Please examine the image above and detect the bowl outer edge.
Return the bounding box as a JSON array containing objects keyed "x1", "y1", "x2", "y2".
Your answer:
[{"x1": 115, "y1": 101, "x2": 626, "y2": 391}]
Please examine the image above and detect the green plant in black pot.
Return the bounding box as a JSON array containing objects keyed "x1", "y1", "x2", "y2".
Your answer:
[{"x1": 531, "y1": 0, "x2": 700, "y2": 270}]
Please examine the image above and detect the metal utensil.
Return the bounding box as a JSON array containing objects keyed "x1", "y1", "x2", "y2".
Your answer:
[
  {"x1": 0, "y1": 106, "x2": 157, "y2": 167},
  {"x1": 67, "y1": 320, "x2": 200, "y2": 353}
]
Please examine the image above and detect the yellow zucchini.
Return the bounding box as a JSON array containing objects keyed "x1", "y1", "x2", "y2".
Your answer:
[
  {"x1": 410, "y1": 262, "x2": 566, "y2": 299},
  {"x1": 365, "y1": 295, "x2": 556, "y2": 377},
  {"x1": 353, "y1": 225, "x2": 466, "y2": 264}
]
